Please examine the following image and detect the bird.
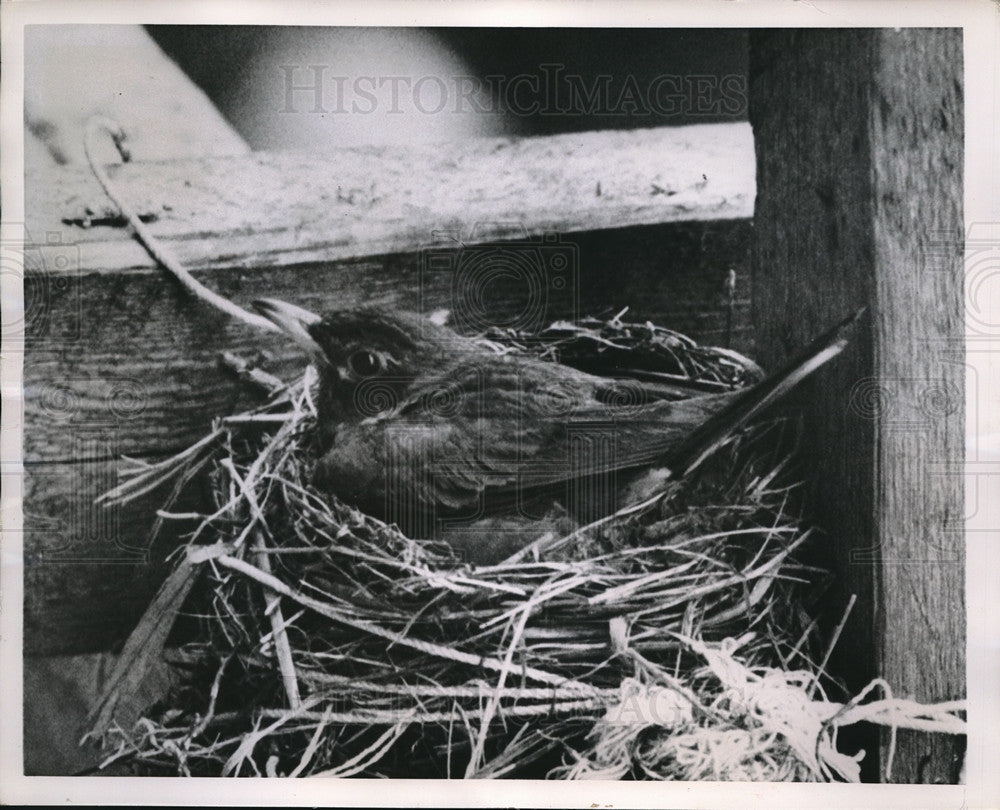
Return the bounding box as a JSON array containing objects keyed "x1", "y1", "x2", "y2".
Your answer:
[{"x1": 253, "y1": 298, "x2": 860, "y2": 564}]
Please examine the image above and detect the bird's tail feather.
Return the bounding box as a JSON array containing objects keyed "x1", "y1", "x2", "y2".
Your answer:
[{"x1": 663, "y1": 308, "x2": 865, "y2": 478}]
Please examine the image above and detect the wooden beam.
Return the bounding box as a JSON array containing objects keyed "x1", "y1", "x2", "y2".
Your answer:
[
  {"x1": 28, "y1": 122, "x2": 753, "y2": 274},
  {"x1": 20, "y1": 23, "x2": 250, "y2": 774},
  {"x1": 749, "y1": 29, "x2": 964, "y2": 784}
]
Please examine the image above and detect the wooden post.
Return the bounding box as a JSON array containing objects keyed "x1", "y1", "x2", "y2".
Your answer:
[{"x1": 749, "y1": 29, "x2": 964, "y2": 783}]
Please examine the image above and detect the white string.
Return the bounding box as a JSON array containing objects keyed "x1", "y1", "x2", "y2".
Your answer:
[{"x1": 83, "y1": 116, "x2": 278, "y2": 334}]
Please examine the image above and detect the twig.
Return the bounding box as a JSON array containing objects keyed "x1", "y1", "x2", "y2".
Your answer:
[
  {"x1": 221, "y1": 697, "x2": 324, "y2": 776},
  {"x1": 809, "y1": 593, "x2": 857, "y2": 699},
  {"x1": 301, "y1": 673, "x2": 612, "y2": 700},
  {"x1": 222, "y1": 414, "x2": 294, "y2": 425},
  {"x1": 189, "y1": 654, "x2": 231, "y2": 739},
  {"x1": 465, "y1": 596, "x2": 533, "y2": 777},
  {"x1": 254, "y1": 529, "x2": 302, "y2": 710},
  {"x1": 309, "y1": 722, "x2": 411, "y2": 777},
  {"x1": 287, "y1": 706, "x2": 333, "y2": 777},
  {"x1": 97, "y1": 426, "x2": 223, "y2": 505},
  {"x1": 219, "y1": 351, "x2": 286, "y2": 396},
  {"x1": 207, "y1": 550, "x2": 596, "y2": 692},
  {"x1": 251, "y1": 699, "x2": 603, "y2": 727}
]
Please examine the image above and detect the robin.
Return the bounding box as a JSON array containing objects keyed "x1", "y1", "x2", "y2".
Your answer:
[{"x1": 254, "y1": 299, "x2": 858, "y2": 564}]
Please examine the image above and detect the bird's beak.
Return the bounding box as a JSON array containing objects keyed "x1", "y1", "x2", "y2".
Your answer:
[{"x1": 252, "y1": 298, "x2": 325, "y2": 360}]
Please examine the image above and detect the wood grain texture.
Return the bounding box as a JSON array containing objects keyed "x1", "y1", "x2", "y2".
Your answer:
[
  {"x1": 24, "y1": 650, "x2": 173, "y2": 775},
  {"x1": 750, "y1": 29, "x2": 964, "y2": 784},
  {"x1": 27, "y1": 122, "x2": 753, "y2": 274},
  {"x1": 23, "y1": 121, "x2": 753, "y2": 654}
]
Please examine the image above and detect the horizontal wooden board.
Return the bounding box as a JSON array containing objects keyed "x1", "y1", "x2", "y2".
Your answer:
[{"x1": 26, "y1": 122, "x2": 753, "y2": 275}]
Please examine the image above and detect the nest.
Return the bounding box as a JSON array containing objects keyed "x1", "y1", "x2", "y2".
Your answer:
[{"x1": 87, "y1": 313, "x2": 965, "y2": 780}]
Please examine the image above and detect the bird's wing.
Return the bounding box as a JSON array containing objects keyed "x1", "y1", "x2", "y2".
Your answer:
[{"x1": 318, "y1": 358, "x2": 734, "y2": 515}]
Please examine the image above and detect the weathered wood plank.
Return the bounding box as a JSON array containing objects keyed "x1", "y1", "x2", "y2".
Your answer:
[
  {"x1": 27, "y1": 122, "x2": 753, "y2": 275},
  {"x1": 749, "y1": 29, "x2": 964, "y2": 784},
  {"x1": 24, "y1": 650, "x2": 172, "y2": 775},
  {"x1": 22, "y1": 455, "x2": 206, "y2": 657}
]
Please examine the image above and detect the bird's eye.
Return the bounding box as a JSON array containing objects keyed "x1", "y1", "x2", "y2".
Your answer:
[{"x1": 347, "y1": 350, "x2": 384, "y2": 378}]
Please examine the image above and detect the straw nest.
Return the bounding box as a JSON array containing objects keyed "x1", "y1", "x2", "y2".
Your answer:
[{"x1": 87, "y1": 313, "x2": 965, "y2": 780}]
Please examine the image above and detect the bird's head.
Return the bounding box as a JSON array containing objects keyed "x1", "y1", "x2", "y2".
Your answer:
[{"x1": 253, "y1": 299, "x2": 478, "y2": 429}]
